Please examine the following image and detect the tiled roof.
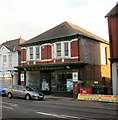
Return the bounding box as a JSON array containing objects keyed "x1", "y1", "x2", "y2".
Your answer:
[
  {"x1": 20, "y1": 21, "x2": 107, "y2": 46},
  {"x1": 0, "y1": 38, "x2": 26, "y2": 51},
  {"x1": 106, "y1": 3, "x2": 118, "y2": 17}
]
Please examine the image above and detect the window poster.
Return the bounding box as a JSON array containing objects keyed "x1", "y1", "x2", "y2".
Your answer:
[{"x1": 66, "y1": 79, "x2": 73, "y2": 90}]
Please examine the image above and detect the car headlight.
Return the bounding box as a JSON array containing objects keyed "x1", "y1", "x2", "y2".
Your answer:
[{"x1": 32, "y1": 93, "x2": 39, "y2": 97}]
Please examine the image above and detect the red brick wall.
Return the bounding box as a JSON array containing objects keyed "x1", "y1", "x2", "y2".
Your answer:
[
  {"x1": 108, "y1": 16, "x2": 118, "y2": 57},
  {"x1": 21, "y1": 49, "x2": 26, "y2": 61},
  {"x1": 41, "y1": 45, "x2": 52, "y2": 60},
  {"x1": 71, "y1": 40, "x2": 79, "y2": 57}
]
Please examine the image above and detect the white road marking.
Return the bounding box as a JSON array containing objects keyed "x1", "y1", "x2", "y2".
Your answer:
[
  {"x1": 2, "y1": 102, "x2": 18, "y2": 107},
  {"x1": 36, "y1": 112, "x2": 83, "y2": 119},
  {"x1": 2, "y1": 106, "x2": 13, "y2": 110}
]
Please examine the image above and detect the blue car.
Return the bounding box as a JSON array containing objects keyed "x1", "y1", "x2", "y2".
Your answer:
[{"x1": 0, "y1": 88, "x2": 6, "y2": 97}]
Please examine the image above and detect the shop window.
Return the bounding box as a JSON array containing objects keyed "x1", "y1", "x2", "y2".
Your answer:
[{"x1": 51, "y1": 71, "x2": 72, "y2": 92}]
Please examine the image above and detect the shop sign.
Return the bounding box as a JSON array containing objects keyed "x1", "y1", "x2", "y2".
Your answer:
[
  {"x1": 27, "y1": 66, "x2": 64, "y2": 71},
  {"x1": 20, "y1": 74, "x2": 24, "y2": 81},
  {"x1": 66, "y1": 79, "x2": 73, "y2": 90},
  {"x1": 77, "y1": 94, "x2": 118, "y2": 103},
  {"x1": 72, "y1": 72, "x2": 78, "y2": 81}
]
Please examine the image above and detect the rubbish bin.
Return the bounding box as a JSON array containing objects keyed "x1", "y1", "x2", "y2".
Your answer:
[{"x1": 92, "y1": 86, "x2": 108, "y2": 94}]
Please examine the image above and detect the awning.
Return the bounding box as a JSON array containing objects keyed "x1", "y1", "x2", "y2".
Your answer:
[{"x1": 15, "y1": 62, "x2": 87, "y2": 71}]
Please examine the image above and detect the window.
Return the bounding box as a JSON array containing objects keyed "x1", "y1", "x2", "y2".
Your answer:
[
  {"x1": 56, "y1": 43, "x2": 61, "y2": 57},
  {"x1": 101, "y1": 46, "x2": 107, "y2": 65},
  {"x1": 9, "y1": 55, "x2": 12, "y2": 67},
  {"x1": 36, "y1": 47, "x2": 40, "y2": 59},
  {"x1": 3, "y1": 55, "x2": 7, "y2": 67},
  {"x1": 29, "y1": 47, "x2": 33, "y2": 59},
  {"x1": 64, "y1": 42, "x2": 69, "y2": 57}
]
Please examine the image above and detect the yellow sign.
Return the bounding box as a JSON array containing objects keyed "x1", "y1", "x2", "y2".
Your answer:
[{"x1": 77, "y1": 94, "x2": 118, "y2": 103}]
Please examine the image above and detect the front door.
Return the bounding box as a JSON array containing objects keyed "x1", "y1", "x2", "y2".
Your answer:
[{"x1": 40, "y1": 71, "x2": 51, "y2": 93}]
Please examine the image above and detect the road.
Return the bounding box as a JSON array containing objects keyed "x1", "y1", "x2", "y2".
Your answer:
[{"x1": 1, "y1": 96, "x2": 118, "y2": 120}]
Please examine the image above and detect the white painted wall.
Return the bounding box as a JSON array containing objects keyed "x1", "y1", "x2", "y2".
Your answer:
[
  {"x1": 0, "y1": 45, "x2": 19, "y2": 88},
  {"x1": 112, "y1": 62, "x2": 118, "y2": 95}
]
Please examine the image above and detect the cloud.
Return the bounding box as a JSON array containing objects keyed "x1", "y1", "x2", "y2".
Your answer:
[{"x1": 0, "y1": 0, "x2": 117, "y2": 43}]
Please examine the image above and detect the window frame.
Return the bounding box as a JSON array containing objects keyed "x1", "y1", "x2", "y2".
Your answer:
[
  {"x1": 3, "y1": 55, "x2": 7, "y2": 67},
  {"x1": 56, "y1": 43, "x2": 61, "y2": 58},
  {"x1": 29, "y1": 47, "x2": 33, "y2": 60},
  {"x1": 35, "y1": 47, "x2": 40, "y2": 59}
]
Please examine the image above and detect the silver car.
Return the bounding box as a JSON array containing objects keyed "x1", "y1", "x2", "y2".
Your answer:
[{"x1": 6, "y1": 85, "x2": 44, "y2": 100}]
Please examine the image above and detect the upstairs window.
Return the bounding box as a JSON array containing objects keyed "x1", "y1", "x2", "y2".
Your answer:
[
  {"x1": 56, "y1": 43, "x2": 61, "y2": 57},
  {"x1": 9, "y1": 55, "x2": 12, "y2": 67},
  {"x1": 101, "y1": 46, "x2": 107, "y2": 65},
  {"x1": 3, "y1": 55, "x2": 7, "y2": 67},
  {"x1": 36, "y1": 47, "x2": 40, "y2": 59},
  {"x1": 64, "y1": 42, "x2": 69, "y2": 57},
  {"x1": 29, "y1": 47, "x2": 33, "y2": 59}
]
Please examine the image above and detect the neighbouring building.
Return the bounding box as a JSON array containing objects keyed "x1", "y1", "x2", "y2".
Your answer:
[
  {"x1": 105, "y1": 3, "x2": 118, "y2": 95},
  {"x1": 16, "y1": 21, "x2": 111, "y2": 96},
  {"x1": 0, "y1": 38, "x2": 26, "y2": 88}
]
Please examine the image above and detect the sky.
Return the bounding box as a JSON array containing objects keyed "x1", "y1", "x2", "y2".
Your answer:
[{"x1": 0, "y1": 0, "x2": 117, "y2": 44}]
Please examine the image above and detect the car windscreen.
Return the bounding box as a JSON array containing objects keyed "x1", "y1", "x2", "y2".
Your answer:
[{"x1": 25, "y1": 86, "x2": 34, "y2": 91}]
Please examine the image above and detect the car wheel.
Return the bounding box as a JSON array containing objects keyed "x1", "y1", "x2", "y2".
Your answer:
[
  {"x1": 25, "y1": 94, "x2": 31, "y2": 100},
  {"x1": 8, "y1": 93, "x2": 12, "y2": 98}
]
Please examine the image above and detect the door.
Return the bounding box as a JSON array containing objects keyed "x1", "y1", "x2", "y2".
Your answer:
[
  {"x1": 40, "y1": 72, "x2": 51, "y2": 91},
  {"x1": 17, "y1": 86, "x2": 26, "y2": 98}
]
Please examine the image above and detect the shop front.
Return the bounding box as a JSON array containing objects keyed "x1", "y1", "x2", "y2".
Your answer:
[{"x1": 16, "y1": 62, "x2": 87, "y2": 96}]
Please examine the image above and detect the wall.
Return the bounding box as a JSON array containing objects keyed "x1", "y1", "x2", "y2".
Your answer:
[
  {"x1": 108, "y1": 16, "x2": 118, "y2": 57},
  {"x1": 21, "y1": 39, "x2": 79, "y2": 65},
  {"x1": 79, "y1": 37, "x2": 111, "y2": 92},
  {"x1": 0, "y1": 46, "x2": 19, "y2": 88}
]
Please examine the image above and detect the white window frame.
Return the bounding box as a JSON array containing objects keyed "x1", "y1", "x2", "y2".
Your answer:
[
  {"x1": 8, "y1": 54, "x2": 12, "y2": 67},
  {"x1": 29, "y1": 47, "x2": 33, "y2": 60},
  {"x1": 56, "y1": 43, "x2": 61, "y2": 58},
  {"x1": 101, "y1": 46, "x2": 107, "y2": 65},
  {"x1": 53, "y1": 41, "x2": 70, "y2": 59},
  {"x1": 35, "y1": 46, "x2": 40, "y2": 59},
  {"x1": 3, "y1": 55, "x2": 7, "y2": 67}
]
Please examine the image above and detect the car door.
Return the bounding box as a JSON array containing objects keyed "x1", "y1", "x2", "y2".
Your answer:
[
  {"x1": 11, "y1": 85, "x2": 19, "y2": 97},
  {"x1": 17, "y1": 86, "x2": 26, "y2": 98}
]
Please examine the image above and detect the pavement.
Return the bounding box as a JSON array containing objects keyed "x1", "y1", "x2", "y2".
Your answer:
[{"x1": 44, "y1": 95, "x2": 118, "y2": 111}]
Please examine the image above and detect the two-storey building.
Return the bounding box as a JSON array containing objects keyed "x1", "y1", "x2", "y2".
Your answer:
[
  {"x1": 0, "y1": 38, "x2": 26, "y2": 88},
  {"x1": 16, "y1": 22, "x2": 111, "y2": 96},
  {"x1": 106, "y1": 3, "x2": 118, "y2": 95}
]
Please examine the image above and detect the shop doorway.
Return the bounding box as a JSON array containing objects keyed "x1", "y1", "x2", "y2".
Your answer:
[{"x1": 40, "y1": 71, "x2": 51, "y2": 94}]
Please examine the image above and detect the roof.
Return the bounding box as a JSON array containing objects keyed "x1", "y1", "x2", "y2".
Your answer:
[
  {"x1": 106, "y1": 3, "x2": 118, "y2": 17},
  {"x1": 0, "y1": 38, "x2": 26, "y2": 51},
  {"x1": 20, "y1": 21, "x2": 107, "y2": 46}
]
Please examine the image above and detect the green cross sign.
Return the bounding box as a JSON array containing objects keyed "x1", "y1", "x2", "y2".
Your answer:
[{"x1": 73, "y1": 72, "x2": 78, "y2": 81}]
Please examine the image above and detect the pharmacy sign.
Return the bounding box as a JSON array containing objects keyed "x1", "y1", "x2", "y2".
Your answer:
[{"x1": 72, "y1": 72, "x2": 78, "y2": 81}]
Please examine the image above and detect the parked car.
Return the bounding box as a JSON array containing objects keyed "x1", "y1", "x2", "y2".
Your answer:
[
  {"x1": 0, "y1": 88, "x2": 6, "y2": 97},
  {"x1": 6, "y1": 85, "x2": 44, "y2": 100}
]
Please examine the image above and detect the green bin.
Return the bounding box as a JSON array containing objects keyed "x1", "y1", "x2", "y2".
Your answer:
[{"x1": 92, "y1": 86, "x2": 108, "y2": 94}]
